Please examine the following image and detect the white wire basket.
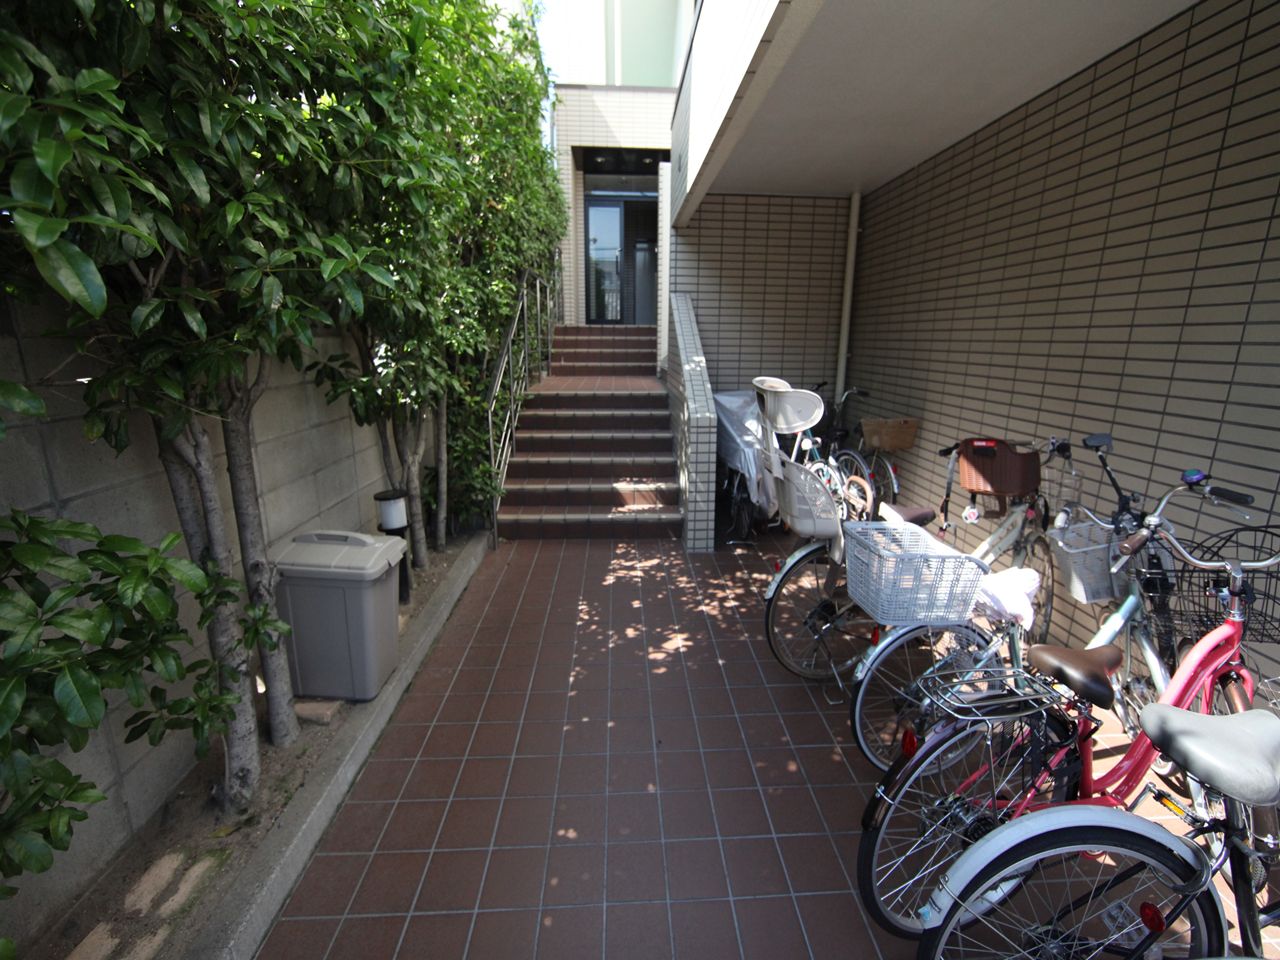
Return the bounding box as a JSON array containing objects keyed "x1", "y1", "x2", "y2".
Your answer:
[
  {"x1": 778, "y1": 458, "x2": 841, "y2": 540},
  {"x1": 844, "y1": 522, "x2": 988, "y2": 625},
  {"x1": 1047, "y1": 522, "x2": 1126, "y2": 605}
]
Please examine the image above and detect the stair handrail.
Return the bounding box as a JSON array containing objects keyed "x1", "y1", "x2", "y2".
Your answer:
[{"x1": 487, "y1": 264, "x2": 561, "y2": 546}]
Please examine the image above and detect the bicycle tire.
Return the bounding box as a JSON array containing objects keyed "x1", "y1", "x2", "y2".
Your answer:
[
  {"x1": 806, "y1": 459, "x2": 849, "y2": 521},
  {"x1": 869, "y1": 451, "x2": 898, "y2": 506},
  {"x1": 1109, "y1": 617, "x2": 1165, "y2": 742},
  {"x1": 834, "y1": 447, "x2": 874, "y2": 513},
  {"x1": 850, "y1": 622, "x2": 997, "y2": 771},
  {"x1": 1014, "y1": 531, "x2": 1055, "y2": 646},
  {"x1": 727, "y1": 475, "x2": 754, "y2": 541},
  {"x1": 918, "y1": 825, "x2": 1225, "y2": 959},
  {"x1": 765, "y1": 543, "x2": 873, "y2": 681},
  {"x1": 857, "y1": 710, "x2": 1077, "y2": 938}
]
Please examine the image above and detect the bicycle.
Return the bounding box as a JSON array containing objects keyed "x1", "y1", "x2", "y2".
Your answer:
[
  {"x1": 918, "y1": 703, "x2": 1280, "y2": 958},
  {"x1": 935, "y1": 435, "x2": 1074, "y2": 647},
  {"x1": 832, "y1": 385, "x2": 921, "y2": 508},
  {"x1": 847, "y1": 433, "x2": 1103, "y2": 773},
  {"x1": 855, "y1": 471, "x2": 1268, "y2": 938}
]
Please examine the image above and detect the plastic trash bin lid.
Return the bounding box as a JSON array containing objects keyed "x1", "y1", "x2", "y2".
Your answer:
[{"x1": 271, "y1": 531, "x2": 408, "y2": 581}]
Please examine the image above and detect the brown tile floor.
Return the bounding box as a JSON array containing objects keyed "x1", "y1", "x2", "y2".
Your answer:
[{"x1": 256, "y1": 535, "x2": 914, "y2": 960}]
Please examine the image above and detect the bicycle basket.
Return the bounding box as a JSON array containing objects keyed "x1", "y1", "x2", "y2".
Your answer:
[
  {"x1": 957, "y1": 438, "x2": 1040, "y2": 498},
  {"x1": 860, "y1": 417, "x2": 920, "y2": 453},
  {"x1": 778, "y1": 458, "x2": 841, "y2": 540},
  {"x1": 843, "y1": 521, "x2": 988, "y2": 625},
  {"x1": 1158, "y1": 525, "x2": 1280, "y2": 710},
  {"x1": 1048, "y1": 522, "x2": 1126, "y2": 605}
]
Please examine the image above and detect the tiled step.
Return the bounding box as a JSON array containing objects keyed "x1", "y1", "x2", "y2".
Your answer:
[
  {"x1": 496, "y1": 505, "x2": 682, "y2": 540},
  {"x1": 524, "y1": 390, "x2": 667, "y2": 412},
  {"x1": 502, "y1": 479, "x2": 680, "y2": 508},
  {"x1": 554, "y1": 326, "x2": 656, "y2": 340},
  {"x1": 506, "y1": 453, "x2": 676, "y2": 481},
  {"x1": 550, "y1": 361, "x2": 655, "y2": 377},
  {"x1": 516, "y1": 430, "x2": 673, "y2": 454},
  {"x1": 551, "y1": 347, "x2": 655, "y2": 364},
  {"x1": 519, "y1": 408, "x2": 669, "y2": 431}
]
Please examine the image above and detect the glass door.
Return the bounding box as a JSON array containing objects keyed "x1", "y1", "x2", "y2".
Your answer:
[{"x1": 586, "y1": 200, "x2": 622, "y2": 324}]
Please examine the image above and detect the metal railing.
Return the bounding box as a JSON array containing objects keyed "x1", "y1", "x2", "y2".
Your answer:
[{"x1": 487, "y1": 267, "x2": 562, "y2": 546}]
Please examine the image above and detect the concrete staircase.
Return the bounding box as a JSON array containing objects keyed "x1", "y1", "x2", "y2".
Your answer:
[{"x1": 497, "y1": 326, "x2": 682, "y2": 539}]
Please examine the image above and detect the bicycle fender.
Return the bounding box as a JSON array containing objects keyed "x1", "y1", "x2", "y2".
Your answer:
[
  {"x1": 920, "y1": 805, "x2": 1222, "y2": 930},
  {"x1": 764, "y1": 543, "x2": 825, "y2": 601},
  {"x1": 859, "y1": 720, "x2": 964, "y2": 831}
]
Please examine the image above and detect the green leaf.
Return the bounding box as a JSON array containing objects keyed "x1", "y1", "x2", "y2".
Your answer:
[
  {"x1": 66, "y1": 783, "x2": 106, "y2": 804},
  {"x1": 89, "y1": 174, "x2": 131, "y2": 221},
  {"x1": 10, "y1": 542, "x2": 54, "y2": 572},
  {"x1": 140, "y1": 584, "x2": 174, "y2": 621},
  {"x1": 48, "y1": 610, "x2": 103, "y2": 644},
  {"x1": 150, "y1": 646, "x2": 180, "y2": 683},
  {"x1": 179, "y1": 299, "x2": 206, "y2": 338},
  {"x1": 33, "y1": 139, "x2": 73, "y2": 185},
  {"x1": 171, "y1": 150, "x2": 210, "y2": 205},
  {"x1": 224, "y1": 200, "x2": 245, "y2": 232},
  {"x1": 12, "y1": 209, "x2": 69, "y2": 248},
  {"x1": 117, "y1": 568, "x2": 149, "y2": 607},
  {"x1": 338, "y1": 274, "x2": 364, "y2": 316},
  {"x1": 261, "y1": 275, "x2": 283, "y2": 313},
  {"x1": 320, "y1": 258, "x2": 346, "y2": 281},
  {"x1": 11, "y1": 158, "x2": 53, "y2": 209},
  {"x1": 99, "y1": 534, "x2": 147, "y2": 555},
  {"x1": 3, "y1": 831, "x2": 53, "y2": 874},
  {"x1": 42, "y1": 553, "x2": 93, "y2": 582},
  {"x1": 74, "y1": 68, "x2": 116, "y2": 94},
  {"x1": 54, "y1": 664, "x2": 105, "y2": 728},
  {"x1": 130, "y1": 299, "x2": 164, "y2": 334},
  {"x1": 32, "y1": 240, "x2": 108, "y2": 317},
  {"x1": 360, "y1": 264, "x2": 395, "y2": 289},
  {"x1": 0, "y1": 381, "x2": 45, "y2": 416},
  {"x1": 1, "y1": 621, "x2": 41, "y2": 660},
  {"x1": 1, "y1": 935, "x2": 15, "y2": 959},
  {"x1": 163, "y1": 557, "x2": 207, "y2": 593},
  {"x1": 0, "y1": 675, "x2": 25, "y2": 738},
  {"x1": 0, "y1": 92, "x2": 30, "y2": 135}
]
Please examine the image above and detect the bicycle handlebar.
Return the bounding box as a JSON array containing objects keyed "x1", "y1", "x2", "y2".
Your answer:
[{"x1": 1121, "y1": 481, "x2": 1277, "y2": 576}]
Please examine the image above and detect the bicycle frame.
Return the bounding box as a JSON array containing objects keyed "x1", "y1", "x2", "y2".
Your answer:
[
  {"x1": 949, "y1": 615, "x2": 1251, "y2": 823},
  {"x1": 967, "y1": 503, "x2": 1035, "y2": 566}
]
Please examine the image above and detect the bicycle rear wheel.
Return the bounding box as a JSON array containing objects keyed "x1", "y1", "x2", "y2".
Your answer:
[
  {"x1": 834, "y1": 447, "x2": 874, "y2": 514},
  {"x1": 919, "y1": 826, "x2": 1225, "y2": 959},
  {"x1": 765, "y1": 543, "x2": 873, "y2": 680},
  {"x1": 850, "y1": 622, "x2": 997, "y2": 771},
  {"x1": 868, "y1": 451, "x2": 898, "y2": 506}
]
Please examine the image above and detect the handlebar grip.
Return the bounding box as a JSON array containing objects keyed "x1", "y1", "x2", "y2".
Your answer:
[
  {"x1": 938, "y1": 444, "x2": 958, "y2": 456},
  {"x1": 1118, "y1": 529, "x2": 1151, "y2": 556},
  {"x1": 1206, "y1": 485, "x2": 1254, "y2": 507}
]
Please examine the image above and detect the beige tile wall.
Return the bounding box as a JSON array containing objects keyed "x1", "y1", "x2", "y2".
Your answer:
[
  {"x1": 671, "y1": 194, "x2": 850, "y2": 393},
  {"x1": 849, "y1": 0, "x2": 1280, "y2": 644},
  {"x1": 553, "y1": 85, "x2": 675, "y2": 325}
]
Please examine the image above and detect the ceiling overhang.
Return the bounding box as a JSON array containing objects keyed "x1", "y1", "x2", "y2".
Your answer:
[{"x1": 694, "y1": 0, "x2": 1197, "y2": 207}]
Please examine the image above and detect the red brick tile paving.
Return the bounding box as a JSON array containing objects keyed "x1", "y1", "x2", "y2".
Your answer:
[{"x1": 256, "y1": 537, "x2": 909, "y2": 958}]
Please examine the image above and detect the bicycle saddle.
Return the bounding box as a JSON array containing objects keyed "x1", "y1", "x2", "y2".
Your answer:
[
  {"x1": 878, "y1": 502, "x2": 936, "y2": 527},
  {"x1": 1141, "y1": 704, "x2": 1280, "y2": 807},
  {"x1": 1026, "y1": 644, "x2": 1122, "y2": 710}
]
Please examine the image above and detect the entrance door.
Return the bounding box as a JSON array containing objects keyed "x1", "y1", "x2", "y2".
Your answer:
[{"x1": 585, "y1": 197, "x2": 658, "y2": 325}]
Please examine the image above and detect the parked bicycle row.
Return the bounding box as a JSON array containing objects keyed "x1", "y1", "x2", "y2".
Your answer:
[{"x1": 735, "y1": 377, "x2": 1280, "y2": 958}]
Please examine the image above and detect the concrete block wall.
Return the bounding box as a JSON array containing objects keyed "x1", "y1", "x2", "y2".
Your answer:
[
  {"x1": 671, "y1": 194, "x2": 850, "y2": 393},
  {"x1": 849, "y1": 0, "x2": 1280, "y2": 648},
  {"x1": 0, "y1": 297, "x2": 386, "y2": 945},
  {"x1": 553, "y1": 85, "x2": 675, "y2": 326},
  {"x1": 669, "y1": 293, "x2": 718, "y2": 551}
]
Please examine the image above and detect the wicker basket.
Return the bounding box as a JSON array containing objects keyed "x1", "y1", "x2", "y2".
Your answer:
[
  {"x1": 778, "y1": 458, "x2": 841, "y2": 540},
  {"x1": 844, "y1": 521, "x2": 989, "y2": 625},
  {"x1": 861, "y1": 417, "x2": 920, "y2": 453},
  {"x1": 1048, "y1": 522, "x2": 1125, "y2": 605},
  {"x1": 958, "y1": 438, "x2": 1040, "y2": 497}
]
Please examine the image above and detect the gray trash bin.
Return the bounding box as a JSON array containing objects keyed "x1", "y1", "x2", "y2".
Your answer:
[{"x1": 272, "y1": 530, "x2": 408, "y2": 701}]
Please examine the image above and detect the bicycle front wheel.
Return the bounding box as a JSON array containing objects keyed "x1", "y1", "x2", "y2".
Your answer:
[
  {"x1": 806, "y1": 460, "x2": 849, "y2": 521},
  {"x1": 1015, "y1": 532, "x2": 1055, "y2": 646},
  {"x1": 850, "y1": 622, "x2": 997, "y2": 771},
  {"x1": 834, "y1": 448, "x2": 874, "y2": 512},
  {"x1": 919, "y1": 826, "x2": 1225, "y2": 959},
  {"x1": 857, "y1": 710, "x2": 1076, "y2": 938},
  {"x1": 765, "y1": 543, "x2": 873, "y2": 680}
]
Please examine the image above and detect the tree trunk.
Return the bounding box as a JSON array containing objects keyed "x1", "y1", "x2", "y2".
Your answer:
[
  {"x1": 222, "y1": 384, "x2": 300, "y2": 749},
  {"x1": 393, "y1": 405, "x2": 430, "y2": 568},
  {"x1": 376, "y1": 419, "x2": 396, "y2": 491},
  {"x1": 172, "y1": 422, "x2": 261, "y2": 811},
  {"x1": 435, "y1": 391, "x2": 447, "y2": 550}
]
